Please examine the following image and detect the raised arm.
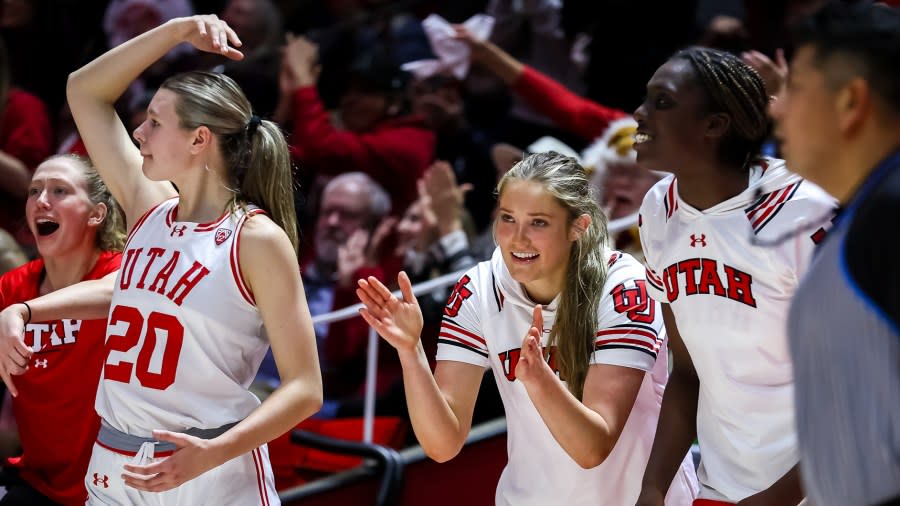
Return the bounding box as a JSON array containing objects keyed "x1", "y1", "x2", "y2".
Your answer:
[
  {"x1": 66, "y1": 15, "x2": 243, "y2": 224},
  {"x1": 357, "y1": 272, "x2": 484, "y2": 461},
  {"x1": 456, "y1": 27, "x2": 626, "y2": 139}
]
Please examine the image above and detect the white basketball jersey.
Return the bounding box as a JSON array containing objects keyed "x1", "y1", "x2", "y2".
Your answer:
[
  {"x1": 638, "y1": 158, "x2": 836, "y2": 501},
  {"x1": 437, "y1": 248, "x2": 696, "y2": 506},
  {"x1": 95, "y1": 198, "x2": 269, "y2": 436}
]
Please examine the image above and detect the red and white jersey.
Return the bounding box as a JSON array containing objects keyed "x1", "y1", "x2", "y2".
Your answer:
[
  {"x1": 638, "y1": 158, "x2": 836, "y2": 501},
  {"x1": 95, "y1": 198, "x2": 269, "y2": 436},
  {"x1": 437, "y1": 248, "x2": 697, "y2": 506}
]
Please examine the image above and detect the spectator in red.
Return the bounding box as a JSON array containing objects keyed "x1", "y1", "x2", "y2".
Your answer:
[
  {"x1": 277, "y1": 34, "x2": 436, "y2": 216},
  {"x1": 456, "y1": 25, "x2": 625, "y2": 143}
]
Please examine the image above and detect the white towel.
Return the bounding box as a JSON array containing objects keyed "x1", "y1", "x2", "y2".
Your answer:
[{"x1": 402, "y1": 14, "x2": 495, "y2": 80}]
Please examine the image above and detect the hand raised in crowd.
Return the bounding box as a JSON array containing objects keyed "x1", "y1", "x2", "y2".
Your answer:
[
  {"x1": 452, "y1": 25, "x2": 492, "y2": 63},
  {"x1": 274, "y1": 33, "x2": 320, "y2": 124},
  {"x1": 357, "y1": 272, "x2": 424, "y2": 354},
  {"x1": 281, "y1": 33, "x2": 320, "y2": 90},
  {"x1": 175, "y1": 14, "x2": 244, "y2": 60},
  {"x1": 741, "y1": 48, "x2": 788, "y2": 97},
  {"x1": 337, "y1": 218, "x2": 398, "y2": 288},
  {"x1": 0, "y1": 304, "x2": 33, "y2": 397},
  {"x1": 452, "y1": 25, "x2": 523, "y2": 85},
  {"x1": 421, "y1": 161, "x2": 472, "y2": 237},
  {"x1": 514, "y1": 305, "x2": 553, "y2": 386}
]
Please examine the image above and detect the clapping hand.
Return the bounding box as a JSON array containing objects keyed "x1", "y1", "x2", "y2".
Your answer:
[
  {"x1": 515, "y1": 305, "x2": 552, "y2": 385},
  {"x1": 357, "y1": 272, "x2": 424, "y2": 354}
]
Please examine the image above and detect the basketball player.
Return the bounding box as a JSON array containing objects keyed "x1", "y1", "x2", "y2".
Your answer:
[
  {"x1": 357, "y1": 151, "x2": 697, "y2": 505},
  {"x1": 0, "y1": 155, "x2": 123, "y2": 505},
  {"x1": 633, "y1": 48, "x2": 836, "y2": 505},
  {"x1": 772, "y1": 3, "x2": 900, "y2": 504},
  {"x1": 57, "y1": 14, "x2": 320, "y2": 504}
]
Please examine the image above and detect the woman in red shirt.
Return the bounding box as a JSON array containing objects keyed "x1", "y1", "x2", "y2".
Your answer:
[{"x1": 0, "y1": 154, "x2": 123, "y2": 505}]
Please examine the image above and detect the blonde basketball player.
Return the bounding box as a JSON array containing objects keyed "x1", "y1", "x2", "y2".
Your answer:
[
  {"x1": 357, "y1": 151, "x2": 697, "y2": 505},
  {"x1": 62, "y1": 14, "x2": 322, "y2": 505}
]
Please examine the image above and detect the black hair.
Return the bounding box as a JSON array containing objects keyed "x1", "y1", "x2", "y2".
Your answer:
[
  {"x1": 672, "y1": 46, "x2": 769, "y2": 171},
  {"x1": 792, "y1": 1, "x2": 900, "y2": 113}
]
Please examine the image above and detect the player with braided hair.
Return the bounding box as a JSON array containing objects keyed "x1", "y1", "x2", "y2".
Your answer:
[{"x1": 633, "y1": 47, "x2": 836, "y2": 505}]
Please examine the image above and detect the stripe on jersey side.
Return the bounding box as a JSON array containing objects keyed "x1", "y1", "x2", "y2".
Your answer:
[
  {"x1": 491, "y1": 272, "x2": 503, "y2": 312},
  {"x1": 440, "y1": 320, "x2": 488, "y2": 355},
  {"x1": 229, "y1": 209, "x2": 266, "y2": 306},
  {"x1": 438, "y1": 339, "x2": 489, "y2": 358},
  {"x1": 251, "y1": 447, "x2": 270, "y2": 506},
  {"x1": 607, "y1": 251, "x2": 622, "y2": 267},
  {"x1": 745, "y1": 182, "x2": 801, "y2": 234},
  {"x1": 595, "y1": 343, "x2": 657, "y2": 359},
  {"x1": 645, "y1": 267, "x2": 664, "y2": 292},
  {"x1": 595, "y1": 325, "x2": 661, "y2": 356},
  {"x1": 664, "y1": 179, "x2": 679, "y2": 221}
]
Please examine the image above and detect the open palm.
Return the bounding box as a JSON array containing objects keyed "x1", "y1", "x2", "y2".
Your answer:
[{"x1": 356, "y1": 272, "x2": 424, "y2": 352}]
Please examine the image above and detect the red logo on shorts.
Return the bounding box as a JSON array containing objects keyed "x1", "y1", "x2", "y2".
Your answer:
[
  {"x1": 92, "y1": 473, "x2": 109, "y2": 488},
  {"x1": 215, "y1": 228, "x2": 232, "y2": 245}
]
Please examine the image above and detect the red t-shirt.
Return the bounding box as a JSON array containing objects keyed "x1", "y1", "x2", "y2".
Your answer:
[{"x1": 0, "y1": 251, "x2": 121, "y2": 505}]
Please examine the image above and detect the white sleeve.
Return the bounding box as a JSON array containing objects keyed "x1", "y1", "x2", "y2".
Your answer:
[
  {"x1": 787, "y1": 185, "x2": 839, "y2": 278},
  {"x1": 590, "y1": 257, "x2": 664, "y2": 372},
  {"x1": 435, "y1": 270, "x2": 490, "y2": 368},
  {"x1": 638, "y1": 188, "x2": 667, "y2": 302},
  {"x1": 760, "y1": 180, "x2": 838, "y2": 281}
]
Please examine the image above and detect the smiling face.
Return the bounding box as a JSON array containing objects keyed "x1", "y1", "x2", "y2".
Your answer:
[
  {"x1": 132, "y1": 88, "x2": 197, "y2": 181},
  {"x1": 495, "y1": 180, "x2": 578, "y2": 304},
  {"x1": 26, "y1": 158, "x2": 102, "y2": 259},
  {"x1": 633, "y1": 58, "x2": 713, "y2": 175}
]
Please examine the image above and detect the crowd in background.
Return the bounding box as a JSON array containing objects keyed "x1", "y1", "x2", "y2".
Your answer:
[{"x1": 0, "y1": 0, "x2": 897, "y2": 503}]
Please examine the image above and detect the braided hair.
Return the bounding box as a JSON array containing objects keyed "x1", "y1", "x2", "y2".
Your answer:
[{"x1": 673, "y1": 47, "x2": 770, "y2": 171}]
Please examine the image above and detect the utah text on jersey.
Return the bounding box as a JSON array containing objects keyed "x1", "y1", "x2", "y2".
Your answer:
[
  {"x1": 646, "y1": 259, "x2": 757, "y2": 307},
  {"x1": 117, "y1": 247, "x2": 210, "y2": 306}
]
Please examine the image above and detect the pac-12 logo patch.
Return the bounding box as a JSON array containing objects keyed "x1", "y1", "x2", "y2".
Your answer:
[{"x1": 215, "y1": 228, "x2": 232, "y2": 245}]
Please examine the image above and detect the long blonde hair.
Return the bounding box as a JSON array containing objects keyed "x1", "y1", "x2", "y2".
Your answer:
[
  {"x1": 497, "y1": 151, "x2": 611, "y2": 400},
  {"x1": 161, "y1": 71, "x2": 299, "y2": 255}
]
